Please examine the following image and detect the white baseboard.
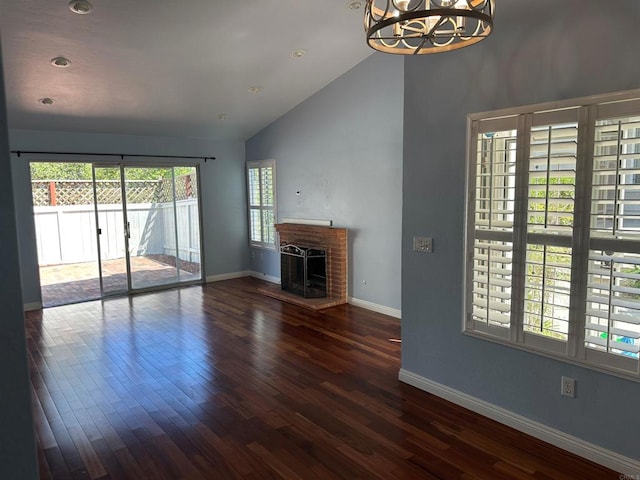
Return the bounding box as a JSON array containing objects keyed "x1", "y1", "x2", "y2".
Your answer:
[
  {"x1": 206, "y1": 271, "x2": 250, "y2": 282},
  {"x1": 399, "y1": 368, "x2": 640, "y2": 474},
  {"x1": 206, "y1": 271, "x2": 280, "y2": 284},
  {"x1": 23, "y1": 302, "x2": 42, "y2": 312},
  {"x1": 348, "y1": 297, "x2": 401, "y2": 319},
  {"x1": 248, "y1": 271, "x2": 280, "y2": 284}
]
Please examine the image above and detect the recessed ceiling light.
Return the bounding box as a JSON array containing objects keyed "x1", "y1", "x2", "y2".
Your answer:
[
  {"x1": 248, "y1": 86, "x2": 262, "y2": 94},
  {"x1": 348, "y1": 1, "x2": 362, "y2": 10},
  {"x1": 51, "y1": 57, "x2": 71, "y2": 68},
  {"x1": 39, "y1": 98, "x2": 55, "y2": 105},
  {"x1": 291, "y1": 50, "x2": 306, "y2": 59},
  {"x1": 69, "y1": 0, "x2": 93, "y2": 15}
]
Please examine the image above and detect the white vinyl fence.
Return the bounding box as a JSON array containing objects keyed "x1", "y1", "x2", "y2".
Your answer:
[{"x1": 34, "y1": 199, "x2": 200, "y2": 266}]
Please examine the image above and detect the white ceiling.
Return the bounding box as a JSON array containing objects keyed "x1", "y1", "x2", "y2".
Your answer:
[{"x1": 0, "y1": 0, "x2": 373, "y2": 142}]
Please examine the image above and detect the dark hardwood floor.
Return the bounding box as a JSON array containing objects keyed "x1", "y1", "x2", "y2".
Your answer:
[{"x1": 26, "y1": 277, "x2": 618, "y2": 479}]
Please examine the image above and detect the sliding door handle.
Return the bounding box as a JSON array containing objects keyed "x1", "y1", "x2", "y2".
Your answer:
[{"x1": 125, "y1": 222, "x2": 131, "y2": 239}]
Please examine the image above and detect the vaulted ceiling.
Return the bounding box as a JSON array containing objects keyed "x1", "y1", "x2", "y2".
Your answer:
[{"x1": 0, "y1": 0, "x2": 372, "y2": 141}]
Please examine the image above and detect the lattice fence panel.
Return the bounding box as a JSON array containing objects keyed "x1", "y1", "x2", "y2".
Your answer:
[
  {"x1": 156, "y1": 174, "x2": 198, "y2": 202},
  {"x1": 58, "y1": 181, "x2": 99, "y2": 205},
  {"x1": 32, "y1": 180, "x2": 161, "y2": 206},
  {"x1": 32, "y1": 182, "x2": 51, "y2": 207},
  {"x1": 121, "y1": 180, "x2": 163, "y2": 204},
  {"x1": 32, "y1": 176, "x2": 198, "y2": 206}
]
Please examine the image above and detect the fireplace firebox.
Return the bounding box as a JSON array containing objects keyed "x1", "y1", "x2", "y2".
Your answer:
[{"x1": 280, "y1": 244, "x2": 327, "y2": 298}]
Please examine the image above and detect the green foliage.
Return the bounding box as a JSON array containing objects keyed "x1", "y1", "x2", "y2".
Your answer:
[
  {"x1": 620, "y1": 265, "x2": 640, "y2": 299},
  {"x1": 523, "y1": 244, "x2": 571, "y2": 341},
  {"x1": 30, "y1": 162, "x2": 193, "y2": 181},
  {"x1": 30, "y1": 162, "x2": 93, "y2": 180},
  {"x1": 527, "y1": 175, "x2": 575, "y2": 226}
]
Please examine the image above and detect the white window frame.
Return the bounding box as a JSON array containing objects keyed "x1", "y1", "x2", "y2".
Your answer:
[
  {"x1": 246, "y1": 159, "x2": 277, "y2": 250},
  {"x1": 464, "y1": 88, "x2": 640, "y2": 381}
]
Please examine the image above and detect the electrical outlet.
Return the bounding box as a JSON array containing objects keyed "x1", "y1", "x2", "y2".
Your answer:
[
  {"x1": 561, "y1": 376, "x2": 576, "y2": 398},
  {"x1": 413, "y1": 236, "x2": 433, "y2": 253}
]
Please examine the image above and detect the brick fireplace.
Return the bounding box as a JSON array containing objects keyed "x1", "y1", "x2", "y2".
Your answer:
[{"x1": 259, "y1": 223, "x2": 348, "y2": 310}]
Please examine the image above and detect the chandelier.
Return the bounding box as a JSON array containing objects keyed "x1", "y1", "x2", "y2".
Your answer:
[{"x1": 364, "y1": 0, "x2": 495, "y2": 55}]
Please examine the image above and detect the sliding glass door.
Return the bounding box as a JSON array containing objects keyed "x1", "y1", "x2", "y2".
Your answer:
[
  {"x1": 93, "y1": 166, "x2": 129, "y2": 295},
  {"x1": 94, "y1": 164, "x2": 203, "y2": 297},
  {"x1": 174, "y1": 166, "x2": 202, "y2": 283},
  {"x1": 125, "y1": 166, "x2": 178, "y2": 289},
  {"x1": 31, "y1": 161, "x2": 103, "y2": 307}
]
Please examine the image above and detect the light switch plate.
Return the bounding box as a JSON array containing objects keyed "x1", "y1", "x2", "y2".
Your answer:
[{"x1": 413, "y1": 236, "x2": 433, "y2": 253}]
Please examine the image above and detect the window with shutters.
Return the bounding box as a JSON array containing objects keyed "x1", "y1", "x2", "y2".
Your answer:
[
  {"x1": 465, "y1": 91, "x2": 640, "y2": 379},
  {"x1": 247, "y1": 160, "x2": 276, "y2": 249}
]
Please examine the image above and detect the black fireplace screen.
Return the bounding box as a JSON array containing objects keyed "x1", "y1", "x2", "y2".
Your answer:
[{"x1": 280, "y1": 244, "x2": 327, "y2": 298}]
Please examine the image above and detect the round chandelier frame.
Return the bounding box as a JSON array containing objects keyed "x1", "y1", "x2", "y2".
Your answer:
[{"x1": 364, "y1": 0, "x2": 495, "y2": 55}]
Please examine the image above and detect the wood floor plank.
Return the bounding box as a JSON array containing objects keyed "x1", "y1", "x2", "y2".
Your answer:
[
  {"x1": 25, "y1": 277, "x2": 620, "y2": 479},
  {"x1": 36, "y1": 443, "x2": 54, "y2": 480},
  {"x1": 67, "y1": 425, "x2": 107, "y2": 479}
]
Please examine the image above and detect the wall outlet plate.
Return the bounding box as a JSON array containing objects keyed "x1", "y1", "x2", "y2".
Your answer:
[
  {"x1": 561, "y1": 376, "x2": 576, "y2": 398},
  {"x1": 413, "y1": 236, "x2": 433, "y2": 253}
]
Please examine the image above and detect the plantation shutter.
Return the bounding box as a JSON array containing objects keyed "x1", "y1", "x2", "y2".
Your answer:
[
  {"x1": 521, "y1": 110, "x2": 578, "y2": 354},
  {"x1": 248, "y1": 166, "x2": 262, "y2": 243},
  {"x1": 466, "y1": 92, "x2": 640, "y2": 379},
  {"x1": 247, "y1": 160, "x2": 276, "y2": 248},
  {"x1": 586, "y1": 101, "x2": 640, "y2": 373},
  {"x1": 260, "y1": 166, "x2": 276, "y2": 245},
  {"x1": 468, "y1": 117, "x2": 518, "y2": 338}
]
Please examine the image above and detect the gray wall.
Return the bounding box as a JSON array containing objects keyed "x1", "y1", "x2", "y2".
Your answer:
[
  {"x1": 402, "y1": 0, "x2": 640, "y2": 460},
  {"x1": 10, "y1": 129, "x2": 248, "y2": 304},
  {"x1": 246, "y1": 53, "x2": 403, "y2": 310},
  {"x1": 0, "y1": 44, "x2": 39, "y2": 479}
]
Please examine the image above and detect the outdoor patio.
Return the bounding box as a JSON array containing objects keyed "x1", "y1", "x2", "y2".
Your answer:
[{"x1": 39, "y1": 255, "x2": 201, "y2": 307}]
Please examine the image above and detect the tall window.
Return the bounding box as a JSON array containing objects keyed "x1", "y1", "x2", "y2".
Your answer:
[
  {"x1": 247, "y1": 160, "x2": 276, "y2": 249},
  {"x1": 465, "y1": 92, "x2": 640, "y2": 379}
]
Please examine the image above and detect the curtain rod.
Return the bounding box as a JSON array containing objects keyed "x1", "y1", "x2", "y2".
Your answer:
[{"x1": 10, "y1": 150, "x2": 215, "y2": 162}]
